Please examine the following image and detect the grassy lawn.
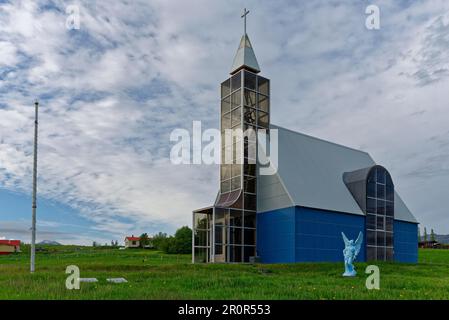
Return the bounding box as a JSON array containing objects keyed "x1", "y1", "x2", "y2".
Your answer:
[{"x1": 0, "y1": 246, "x2": 448, "y2": 299}]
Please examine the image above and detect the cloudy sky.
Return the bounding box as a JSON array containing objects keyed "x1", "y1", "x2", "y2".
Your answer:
[{"x1": 0, "y1": 0, "x2": 448, "y2": 245}]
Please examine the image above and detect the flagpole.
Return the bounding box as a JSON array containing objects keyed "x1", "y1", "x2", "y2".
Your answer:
[{"x1": 30, "y1": 100, "x2": 39, "y2": 273}]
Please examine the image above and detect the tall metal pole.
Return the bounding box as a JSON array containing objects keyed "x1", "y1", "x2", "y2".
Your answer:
[{"x1": 30, "y1": 100, "x2": 39, "y2": 273}]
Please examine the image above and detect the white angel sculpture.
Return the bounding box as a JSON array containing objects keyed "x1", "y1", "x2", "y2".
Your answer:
[{"x1": 341, "y1": 231, "x2": 363, "y2": 277}]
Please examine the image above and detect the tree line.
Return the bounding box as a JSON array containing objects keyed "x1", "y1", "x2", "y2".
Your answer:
[
  {"x1": 418, "y1": 227, "x2": 436, "y2": 242},
  {"x1": 139, "y1": 226, "x2": 192, "y2": 254}
]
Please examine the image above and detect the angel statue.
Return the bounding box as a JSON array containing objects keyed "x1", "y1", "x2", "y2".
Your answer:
[{"x1": 341, "y1": 231, "x2": 363, "y2": 277}]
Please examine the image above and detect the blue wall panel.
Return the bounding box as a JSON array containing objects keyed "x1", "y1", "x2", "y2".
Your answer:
[
  {"x1": 257, "y1": 206, "x2": 365, "y2": 263},
  {"x1": 257, "y1": 207, "x2": 295, "y2": 263},
  {"x1": 394, "y1": 220, "x2": 418, "y2": 263},
  {"x1": 295, "y1": 207, "x2": 366, "y2": 262},
  {"x1": 257, "y1": 206, "x2": 417, "y2": 264}
]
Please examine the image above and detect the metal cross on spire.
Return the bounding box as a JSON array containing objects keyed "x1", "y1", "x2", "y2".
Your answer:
[{"x1": 241, "y1": 8, "x2": 249, "y2": 35}]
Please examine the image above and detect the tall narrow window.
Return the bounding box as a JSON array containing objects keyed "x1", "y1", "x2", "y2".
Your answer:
[{"x1": 366, "y1": 166, "x2": 394, "y2": 261}]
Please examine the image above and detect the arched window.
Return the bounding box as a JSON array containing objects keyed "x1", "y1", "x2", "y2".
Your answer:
[{"x1": 366, "y1": 166, "x2": 394, "y2": 261}]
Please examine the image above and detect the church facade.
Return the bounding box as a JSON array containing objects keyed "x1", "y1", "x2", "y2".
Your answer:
[{"x1": 192, "y1": 16, "x2": 418, "y2": 264}]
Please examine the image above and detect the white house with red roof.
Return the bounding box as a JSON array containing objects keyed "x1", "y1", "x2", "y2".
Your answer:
[
  {"x1": 124, "y1": 235, "x2": 140, "y2": 248},
  {"x1": 0, "y1": 239, "x2": 21, "y2": 255}
]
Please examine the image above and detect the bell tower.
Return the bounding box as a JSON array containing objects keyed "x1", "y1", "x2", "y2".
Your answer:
[{"x1": 213, "y1": 8, "x2": 270, "y2": 262}]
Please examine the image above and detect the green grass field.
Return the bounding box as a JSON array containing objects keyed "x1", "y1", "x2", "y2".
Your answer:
[{"x1": 1, "y1": 246, "x2": 448, "y2": 299}]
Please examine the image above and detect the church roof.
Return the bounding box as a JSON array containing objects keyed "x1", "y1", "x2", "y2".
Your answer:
[
  {"x1": 230, "y1": 34, "x2": 261, "y2": 74},
  {"x1": 257, "y1": 125, "x2": 418, "y2": 224}
]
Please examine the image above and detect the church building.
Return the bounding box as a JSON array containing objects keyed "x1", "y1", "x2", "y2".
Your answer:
[{"x1": 192, "y1": 10, "x2": 419, "y2": 264}]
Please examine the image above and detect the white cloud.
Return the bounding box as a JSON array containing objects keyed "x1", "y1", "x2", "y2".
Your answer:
[{"x1": 0, "y1": 0, "x2": 448, "y2": 240}]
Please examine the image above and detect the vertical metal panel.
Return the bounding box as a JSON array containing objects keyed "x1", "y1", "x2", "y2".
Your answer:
[
  {"x1": 295, "y1": 207, "x2": 366, "y2": 262},
  {"x1": 393, "y1": 220, "x2": 418, "y2": 263}
]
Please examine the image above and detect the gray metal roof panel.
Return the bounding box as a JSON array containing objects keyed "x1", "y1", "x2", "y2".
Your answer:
[
  {"x1": 259, "y1": 124, "x2": 418, "y2": 223},
  {"x1": 230, "y1": 34, "x2": 260, "y2": 74}
]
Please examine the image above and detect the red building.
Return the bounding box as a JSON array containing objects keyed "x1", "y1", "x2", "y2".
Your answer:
[{"x1": 0, "y1": 240, "x2": 21, "y2": 255}]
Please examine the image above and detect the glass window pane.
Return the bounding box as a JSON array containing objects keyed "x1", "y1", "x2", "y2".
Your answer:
[
  {"x1": 244, "y1": 229, "x2": 256, "y2": 245},
  {"x1": 194, "y1": 229, "x2": 209, "y2": 247},
  {"x1": 367, "y1": 247, "x2": 376, "y2": 261},
  {"x1": 244, "y1": 212, "x2": 256, "y2": 228},
  {"x1": 258, "y1": 94, "x2": 269, "y2": 113},
  {"x1": 231, "y1": 164, "x2": 241, "y2": 177},
  {"x1": 221, "y1": 164, "x2": 231, "y2": 181},
  {"x1": 243, "y1": 107, "x2": 257, "y2": 125},
  {"x1": 367, "y1": 198, "x2": 376, "y2": 213},
  {"x1": 386, "y1": 232, "x2": 393, "y2": 247},
  {"x1": 377, "y1": 168, "x2": 386, "y2": 184},
  {"x1": 221, "y1": 179, "x2": 230, "y2": 193},
  {"x1": 377, "y1": 231, "x2": 385, "y2": 246},
  {"x1": 229, "y1": 245, "x2": 242, "y2": 262},
  {"x1": 386, "y1": 183, "x2": 394, "y2": 202},
  {"x1": 221, "y1": 96, "x2": 230, "y2": 115},
  {"x1": 244, "y1": 194, "x2": 257, "y2": 211},
  {"x1": 244, "y1": 90, "x2": 257, "y2": 107},
  {"x1": 377, "y1": 247, "x2": 385, "y2": 261},
  {"x1": 243, "y1": 246, "x2": 256, "y2": 262},
  {"x1": 231, "y1": 176, "x2": 241, "y2": 191},
  {"x1": 367, "y1": 214, "x2": 376, "y2": 229},
  {"x1": 386, "y1": 201, "x2": 394, "y2": 217},
  {"x1": 386, "y1": 247, "x2": 393, "y2": 261},
  {"x1": 377, "y1": 215, "x2": 384, "y2": 230},
  {"x1": 244, "y1": 71, "x2": 257, "y2": 90},
  {"x1": 367, "y1": 181, "x2": 376, "y2": 198},
  {"x1": 367, "y1": 231, "x2": 376, "y2": 245},
  {"x1": 231, "y1": 71, "x2": 241, "y2": 91},
  {"x1": 386, "y1": 217, "x2": 394, "y2": 232},
  {"x1": 194, "y1": 247, "x2": 209, "y2": 263},
  {"x1": 215, "y1": 208, "x2": 226, "y2": 225},
  {"x1": 222, "y1": 146, "x2": 232, "y2": 164},
  {"x1": 229, "y1": 210, "x2": 243, "y2": 227},
  {"x1": 222, "y1": 112, "x2": 231, "y2": 129},
  {"x1": 244, "y1": 176, "x2": 256, "y2": 193},
  {"x1": 229, "y1": 228, "x2": 242, "y2": 245},
  {"x1": 258, "y1": 111, "x2": 269, "y2": 128},
  {"x1": 244, "y1": 140, "x2": 257, "y2": 160},
  {"x1": 377, "y1": 200, "x2": 385, "y2": 215},
  {"x1": 221, "y1": 79, "x2": 230, "y2": 97},
  {"x1": 215, "y1": 226, "x2": 223, "y2": 244},
  {"x1": 258, "y1": 77, "x2": 269, "y2": 95},
  {"x1": 231, "y1": 107, "x2": 241, "y2": 127},
  {"x1": 233, "y1": 141, "x2": 242, "y2": 164},
  {"x1": 194, "y1": 213, "x2": 210, "y2": 230},
  {"x1": 215, "y1": 244, "x2": 223, "y2": 255},
  {"x1": 231, "y1": 89, "x2": 241, "y2": 108},
  {"x1": 377, "y1": 184, "x2": 385, "y2": 199},
  {"x1": 244, "y1": 164, "x2": 256, "y2": 177}
]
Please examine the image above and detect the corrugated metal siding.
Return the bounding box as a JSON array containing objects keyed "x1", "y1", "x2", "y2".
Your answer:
[
  {"x1": 394, "y1": 220, "x2": 418, "y2": 263},
  {"x1": 295, "y1": 207, "x2": 366, "y2": 262},
  {"x1": 257, "y1": 206, "x2": 418, "y2": 264},
  {"x1": 257, "y1": 206, "x2": 366, "y2": 263},
  {"x1": 257, "y1": 207, "x2": 295, "y2": 263}
]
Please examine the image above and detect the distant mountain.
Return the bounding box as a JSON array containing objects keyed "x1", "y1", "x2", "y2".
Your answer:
[
  {"x1": 435, "y1": 234, "x2": 449, "y2": 244},
  {"x1": 37, "y1": 240, "x2": 62, "y2": 246}
]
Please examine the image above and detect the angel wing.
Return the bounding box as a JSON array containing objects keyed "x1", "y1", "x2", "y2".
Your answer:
[
  {"x1": 354, "y1": 231, "x2": 363, "y2": 257},
  {"x1": 341, "y1": 232, "x2": 350, "y2": 247}
]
